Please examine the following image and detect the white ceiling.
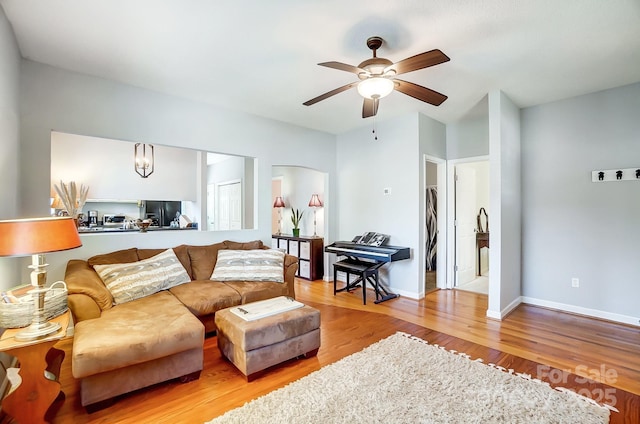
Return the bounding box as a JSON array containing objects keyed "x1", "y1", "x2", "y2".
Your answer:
[{"x1": 2, "y1": 0, "x2": 640, "y2": 134}]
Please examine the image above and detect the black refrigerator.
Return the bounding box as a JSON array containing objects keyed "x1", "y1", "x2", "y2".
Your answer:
[{"x1": 144, "y1": 201, "x2": 181, "y2": 227}]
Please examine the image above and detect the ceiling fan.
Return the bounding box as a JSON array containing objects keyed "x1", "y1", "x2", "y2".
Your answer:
[{"x1": 303, "y1": 36, "x2": 450, "y2": 118}]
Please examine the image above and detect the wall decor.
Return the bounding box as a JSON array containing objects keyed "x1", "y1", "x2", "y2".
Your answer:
[{"x1": 591, "y1": 167, "x2": 640, "y2": 182}]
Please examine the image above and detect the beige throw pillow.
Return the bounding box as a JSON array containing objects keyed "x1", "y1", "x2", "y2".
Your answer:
[
  {"x1": 93, "y1": 248, "x2": 191, "y2": 305},
  {"x1": 210, "y1": 249, "x2": 284, "y2": 282}
]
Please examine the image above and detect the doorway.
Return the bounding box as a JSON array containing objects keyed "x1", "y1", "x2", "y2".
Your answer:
[
  {"x1": 212, "y1": 180, "x2": 242, "y2": 230},
  {"x1": 424, "y1": 156, "x2": 446, "y2": 294},
  {"x1": 448, "y1": 158, "x2": 490, "y2": 294}
]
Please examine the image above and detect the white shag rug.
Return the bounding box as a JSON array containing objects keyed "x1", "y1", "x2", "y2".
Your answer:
[{"x1": 208, "y1": 332, "x2": 610, "y2": 424}]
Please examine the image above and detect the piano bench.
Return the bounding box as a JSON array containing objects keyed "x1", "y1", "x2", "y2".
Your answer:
[{"x1": 333, "y1": 259, "x2": 379, "y2": 305}]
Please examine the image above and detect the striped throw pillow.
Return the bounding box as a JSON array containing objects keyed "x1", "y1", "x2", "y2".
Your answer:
[
  {"x1": 93, "y1": 248, "x2": 191, "y2": 305},
  {"x1": 210, "y1": 249, "x2": 284, "y2": 282}
]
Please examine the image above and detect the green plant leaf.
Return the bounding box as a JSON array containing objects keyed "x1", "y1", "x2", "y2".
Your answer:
[{"x1": 290, "y1": 208, "x2": 304, "y2": 229}]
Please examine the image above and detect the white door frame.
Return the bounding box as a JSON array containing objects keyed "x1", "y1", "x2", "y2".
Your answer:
[
  {"x1": 423, "y1": 155, "x2": 447, "y2": 292},
  {"x1": 446, "y1": 155, "x2": 489, "y2": 289},
  {"x1": 207, "y1": 183, "x2": 216, "y2": 231}
]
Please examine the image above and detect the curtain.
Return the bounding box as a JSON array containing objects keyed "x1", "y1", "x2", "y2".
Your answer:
[{"x1": 425, "y1": 186, "x2": 437, "y2": 271}]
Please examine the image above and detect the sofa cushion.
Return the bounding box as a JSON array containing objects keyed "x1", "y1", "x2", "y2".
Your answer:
[
  {"x1": 88, "y1": 248, "x2": 139, "y2": 267},
  {"x1": 222, "y1": 280, "x2": 290, "y2": 304},
  {"x1": 188, "y1": 243, "x2": 225, "y2": 281},
  {"x1": 65, "y1": 259, "x2": 114, "y2": 310},
  {"x1": 139, "y1": 244, "x2": 193, "y2": 280},
  {"x1": 72, "y1": 291, "x2": 204, "y2": 378},
  {"x1": 210, "y1": 249, "x2": 284, "y2": 282},
  {"x1": 169, "y1": 280, "x2": 242, "y2": 317},
  {"x1": 223, "y1": 240, "x2": 264, "y2": 250},
  {"x1": 93, "y1": 249, "x2": 191, "y2": 305},
  {"x1": 137, "y1": 248, "x2": 165, "y2": 260}
]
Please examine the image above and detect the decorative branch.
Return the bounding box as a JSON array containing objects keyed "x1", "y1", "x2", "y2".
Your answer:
[{"x1": 53, "y1": 180, "x2": 89, "y2": 217}]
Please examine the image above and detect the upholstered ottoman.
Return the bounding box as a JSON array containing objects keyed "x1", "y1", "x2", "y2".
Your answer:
[{"x1": 215, "y1": 300, "x2": 321, "y2": 380}]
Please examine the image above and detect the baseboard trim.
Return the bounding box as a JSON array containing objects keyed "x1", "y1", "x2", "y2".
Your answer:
[
  {"x1": 486, "y1": 296, "x2": 522, "y2": 320},
  {"x1": 486, "y1": 309, "x2": 502, "y2": 320},
  {"x1": 392, "y1": 288, "x2": 420, "y2": 299},
  {"x1": 522, "y1": 296, "x2": 640, "y2": 327}
]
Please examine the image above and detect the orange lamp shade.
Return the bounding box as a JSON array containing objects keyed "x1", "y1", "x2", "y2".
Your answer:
[{"x1": 0, "y1": 217, "x2": 82, "y2": 257}]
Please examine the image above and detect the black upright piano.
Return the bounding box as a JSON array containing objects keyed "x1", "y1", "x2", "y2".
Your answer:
[{"x1": 325, "y1": 241, "x2": 410, "y2": 304}]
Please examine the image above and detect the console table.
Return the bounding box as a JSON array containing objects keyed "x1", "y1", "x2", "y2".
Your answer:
[
  {"x1": 0, "y1": 311, "x2": 70, "y2": 424},
  {"x1": 272, "y1": 235, "x2": 324, "y2": 280}
]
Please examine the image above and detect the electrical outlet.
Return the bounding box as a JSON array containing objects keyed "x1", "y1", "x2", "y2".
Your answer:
[{"x1": 571, "y1": 278, "x2": 579, "y2": 288}]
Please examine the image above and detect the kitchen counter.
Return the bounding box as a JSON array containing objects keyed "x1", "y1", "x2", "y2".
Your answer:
[{"x1": 78, "y1": 226, "x2": 197, "y2": 234}]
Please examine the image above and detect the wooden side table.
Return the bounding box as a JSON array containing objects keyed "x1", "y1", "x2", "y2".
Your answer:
[{"x1": 0, "y1": 311, "x2": 70, "y2": 424}]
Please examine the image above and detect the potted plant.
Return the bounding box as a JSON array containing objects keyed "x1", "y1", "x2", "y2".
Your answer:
[{"x1": 290, "y1": 208, "x2": 304, "y2": 237}]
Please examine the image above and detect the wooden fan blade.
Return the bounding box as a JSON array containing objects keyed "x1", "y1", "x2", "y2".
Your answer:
[
  {"x1": 303, "y1": 82, "x2": 358, "y2": 106},
  {"x1": 362, "y1": 98, "x2": 379, "y2": 118},
  {"x1": 394, "y1": 79, "x2": 448, "y2": 106},
  {"x1": 319, "y1": 61, "x2": 366, "y2": 75},
  {"x1": 385, "y1": 49, "x2": 450, "y2": 75}
]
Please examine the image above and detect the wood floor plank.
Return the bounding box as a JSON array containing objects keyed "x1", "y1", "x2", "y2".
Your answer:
[
  {"x1": 303, "y1": 280, "x2": 640, "y2": 397},
  {"x1": 7, "y1": 279, "x2": 637, "y2": 423}
]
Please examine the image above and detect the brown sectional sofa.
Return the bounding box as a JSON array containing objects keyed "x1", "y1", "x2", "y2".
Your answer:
[{"x1": 64, "y1": 240, "x2": 297, "y2": 409}]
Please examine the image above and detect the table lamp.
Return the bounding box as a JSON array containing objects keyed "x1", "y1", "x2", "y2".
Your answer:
[
  {"x1": 273, "y1": 196, "x2": 286, "y2": 235},
  {"x1": 308, "y1": 194, "x2": 323, "y2": 237},
  {"x1": 0, "y1": 217, "x2": 82, "y2": 341}
]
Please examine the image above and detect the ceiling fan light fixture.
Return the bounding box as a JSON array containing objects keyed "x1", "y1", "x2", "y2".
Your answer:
[{"x1": 357, "y1": 77, "x2": 394, "y2": 100}]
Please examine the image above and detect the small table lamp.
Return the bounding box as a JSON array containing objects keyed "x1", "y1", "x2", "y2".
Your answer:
[
  {"x1": 0, "y1": 217, "x2": 82, "y2": 341},
  {"x1": 273, "y1": 196, "x2": 286, "y2": 235},
  {"x1": 308, "y1": 194, "x2": 323, "y2": 237}
]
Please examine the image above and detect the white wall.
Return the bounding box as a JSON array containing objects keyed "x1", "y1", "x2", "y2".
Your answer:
[
  {"x1": 51, "y1": 132, "x2": 198, "y2": 201},
  {"x1": 521, "y1": 82, "x2": 640, "y2": 324},
  {"x1": 271, "y1": 166, "x2": 325, "y2": 238},
  {"x1": 447, "y1": 116, "x2": 490, "y2": 160},
  {"x1": 0, "y1": 7, "x2": 19, "y2": 219},
  {"x1": 336, "y1": 113, "x2": 446, "y2": 298},
  {"x1": 0, "y1": 1, "x2": 19, "y2": 383},
  {"x1": 11, "y1": 60, "x2": 336, "y2": 285},
  {"x1": 0, "y1": 5, "x2": 21, "y2": 284},
  {"x1": 487, "y1": 90, "x2": 522, "y2": 319}
]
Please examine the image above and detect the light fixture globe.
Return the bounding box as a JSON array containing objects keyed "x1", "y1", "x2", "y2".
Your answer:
[
  {"x1": 134, "y1": 143, "x2": 154, "y2": 178},
  {"x1": 357, "y1": 77, "x2": 394, "y2": 100}
]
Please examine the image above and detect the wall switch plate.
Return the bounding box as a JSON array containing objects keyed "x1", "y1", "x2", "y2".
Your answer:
[
  {"x1": 383, "y1": 187, "x2": 391, "y2": 195},
  {"x1": 571, "y1": 278, "x2": 579, "y2": 288}
]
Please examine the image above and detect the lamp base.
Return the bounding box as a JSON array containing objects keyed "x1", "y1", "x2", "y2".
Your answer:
[{"x1": 15, "y1": 320, "x2": 61, "y2": 341}]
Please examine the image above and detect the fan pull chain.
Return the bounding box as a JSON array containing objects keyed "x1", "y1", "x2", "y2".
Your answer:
[{"x1": 372, "y1": 115, "x2": 378, "y2": 141}]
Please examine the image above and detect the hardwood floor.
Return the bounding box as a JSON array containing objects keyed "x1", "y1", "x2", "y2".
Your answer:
[{"x1": 13, "y1": 279, "x2": 640, "y2": 423}]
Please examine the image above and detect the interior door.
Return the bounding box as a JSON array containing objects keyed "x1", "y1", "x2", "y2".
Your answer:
[
  {"x1": 228, "y1": 182, "x2": 242, "y2": 230},
  {"x1": 217, "y1": 184, "x2": 231, "y2": 230},
  {"x1": 455, "y1": 166, "x2": 477, "y2": 286},
  {"x1": 217, "y1": 181, "x2": 242, "y2": 230}
]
